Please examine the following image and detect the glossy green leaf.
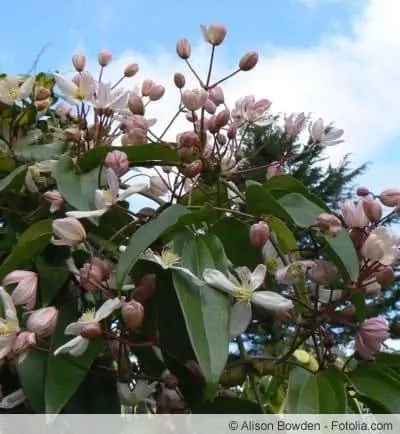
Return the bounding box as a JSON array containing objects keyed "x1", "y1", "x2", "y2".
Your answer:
[
  {"x1": 348, "y1": 364, "x2": 400, "y2": 413},
  {"x1": 14, "y1": 141, "x2": 66, "y2": 161},
  {"x1": 171, "y1": 231, "x2": 230, "y2": 395},
  {"x1": 211, "y1": 217, "x2": 264, "y2": 269},
  {"x1": 0, "y1": 165, "x2": 28, "y2": 193},
  {"x1": 116, "y1": 204, "x2": 189, "y2": 289},
  {"x1": 0, "y1": 156, "x2": 15, "y2": 173},
  {"x1": 246, "y1": 184, "x2": 291, "y2": 221},
  {"x1": 266, "y1": 215, "x2": 299, "y2": 255},
  {"x1": 78, "y1": 143, "x2": 179, "y2": 172},
  {"x1": 285, "y1": 367, "x2": 347, "y2": 413},
  {"x1": 374, "y1": 352, "x2": 400, "y2": 367},
  {"x1": 350, "y1": 290, "x2": 366, "y2": 323},
  {"x1": 17, "y1": 348, "x2": 48, "y2": 412},
  {"x1": 0, "y1": 219, "x2": 53, "y2": 281},
  {"x1": 193, "y1": 396, "x2": 264, "y2": 414},
  {"x1": 45, "y1": 306, "x2": 106, "y2": 415},
  {"x1": 35, "y1": 256, "x2": 70, "y2": 306}
]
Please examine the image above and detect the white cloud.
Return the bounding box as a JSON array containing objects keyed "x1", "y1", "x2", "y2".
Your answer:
[{"x1": 73, "y1": 0, "x2": 400, "y2": 195}]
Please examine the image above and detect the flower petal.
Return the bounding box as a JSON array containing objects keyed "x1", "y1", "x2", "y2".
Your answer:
[
  {"x1": 0, "y1": 389, "x2": 25, "y2": 409},
  {"x1": 54, "y1": 74, "x2": 77, "y2": 97},
  {"x1": 317, "y1": 288, "x2": 342, "y2": 304},
  {"x1": 95, "y1": 297, "x2": 123, "y2": 322},
  {"x1": 65, "y1": 209, "x2": 107, "y2": 219},
  {"x1": 229, "y1": 302, "x2": 252, "y2": 337},
  {"x1": 251, "y1": 291, "x2": 294, "y2": 311},
  {"x1": 0, "y1": 286, "x2": 18, "y2": 322},
  {"x1": 249, "y1": 264, "x2": 267, "y2": 291},
  {"x1": 202, "y1": 269, "x2": 236, "y2": 294},
  {"x1": 19, "y1": 76, "x2": 35, "y2": 100},
  {"x1": 65, "y1": 321, "x2": 87, "y2": 336},
  {"x1": 118, "y1": 183, "x2": 148, "y2": 201},
  {"x1": 54, "y1": 336, "x2": 89, "y2": 357}
]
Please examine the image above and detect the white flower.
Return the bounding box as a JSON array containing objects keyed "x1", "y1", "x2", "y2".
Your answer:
[
  {"x1": 53, "y1": 298, "x2": 123, "y2": 357},
  {"x1": 309, "y1": 118, "x2": 344, "y2": 147},
  {"x1": 0, "y1": 389, "x2": 25, "y2": 409},
  {"x1": 55, "y1": 72, "x2": 94, "y2": 105},
  {"x1": 146, "y1": 175, "x2": 170, "y2": 197},
  {"x1": 231, "y1": 96, "x2": 272, "y2": 127},
  {"x1": 91, "y1": 81, "x2": 129, "y2": 111},
  {"x1": 117, "y1": 381, "x2": 157, "y2": 406},
  {"x1": 66, "y1": 168, "x2": 147, "y2": 219},
  {"x1": 0, "y1": 75, "x2": 35, "y2": 105},
  {"x1": 142, "y1": 248, "x2": 181, "y2": 270},
  {"x1": 262, "y1": 240, "x2": 287, "y2": 273},
  {"x1": 0, "y1": 286, "x2": 20, "y2": 359},
  {"x1": 275, "y1": 261, "x2": 317, "y2": 285},
  {"x1": 203, "y1": 265, "x2": 293, "y2": 337},
  {"x1": 226, "y1": 181, "x2": 244, "y2": 205},
  {"x1": 339, "y1": 200, "x2": 369, "y2": 228},
  {"x1": 361, "y1": 227, "x2": 397, "y2": 266}
]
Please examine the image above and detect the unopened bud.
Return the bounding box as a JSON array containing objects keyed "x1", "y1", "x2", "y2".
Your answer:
[
  {"x1": 72, "y1": 54, "x2": 86, "y2": 72},
  {"x1": 148, "y1": 85, "x2": 165, "y2": 101},
  {"x1": 121, "y1": 301, "x2": 144, "y2": 330},
  {"x1": 105, "y1": 150, "x2": 129, "y2": 177},
  {"x1": 178, "y1": 146, "x2": 194, "y2": 160},
  {"x1": 176, "y1": 38, "x2": 191, "y2": 59},
  {"x1": 132, "y1": 274, "x2": 156, "y2": 305},
  {"x1": 362, "y1": 197, "x2": 382, "y2": 223},
  {"x1": 227, "y1": 122, "x2": 237, "y2": 140},
  {"x1": 216, "y1": 133, "x2": 227, "y2": 146},
  {"x1": 204, "y1": 99, "x2": 217, "y2": 114},
  {"x1": 379, "y1": 188, "x2": 400, "y2": 207},
  {"x1": 275, "y1": 311, "x2": 293, "y2": 324},
  {"x1": 124, "y1": 63, "x2": 139, "y2": 77},
  {"x1": 316, "y1": 213, "x2": 342, "y2": 237},
  {"x1": 141, "y1": 80, "x2": 155, "y2": 97},
  {"x1": 183, "y1": 160, "x2": 203, "y2": 178},
  {"x1": 215, "y1": 108, "x2": 230, "y2": 129},
  {"x1": 163, "y1": 373, "x2": 179, "y2": 389},
  {"x1": 375, "y1": 267, "x2": 395, "y2": 286},
  {"x1": 239, "y1": 52, "x2": 259, "y2": 71},
  {"x1": 208, "y1": 86, "x2": 224, "y2": 105},
  {"x1": 12, "y1": 331, "x2": 36, "y2": 356},
  {"x1": 266, "y1": 162, "x2": 284, "y2": 179},
  {"x1": 35, "y1": 98, "x2": 51, "y2": 111},
  {"x1": 36, "y1": 87, "x2": 51, "y2": 101},
  {"x1": 356, "y1": 186, "x2": 370, "y2": 197},
  {"x1": 27, "y1": 307, "x2": 58, "y2": 338},
  {"x1": 249, "y1": 221, "x2": 270, "y2": 248},
  {"x1": 173, "y1": 73, "x2": 186, "y2": 89},
  {"x1": 179, "y1": 131, "x2": 198, "y2": 148},
  {"x1": 200, "y1": 24, "x2": 227, "y2": 46},
  {"x1": 98, "y1": 49, "x2": 112, "y2": 67},
  {"x1": 128, "y1": 95, "x2": 145, "y2": 115},
  {"x1": 80, "y1": 323, "x2": 102, "y2": 339}
]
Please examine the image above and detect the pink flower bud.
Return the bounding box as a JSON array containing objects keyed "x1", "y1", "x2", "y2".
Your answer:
[
  {"x1": 105, "y1": 150, "x2": 129, "y2": 177},
  {"x1": 72, "y1": 54, "x2": 86, "y2": 72},
  {"x1": 356, "y1": 186, "x2": 370, "y2": 197},
  {"x1": 379, "y1": 188, "x2": 400, "y2": 207},
  {"x1": 126, "y1": 129, "x2": 147, "y2": 146},
  {"x1": 239, "y1": 52, "x2": 259, "y2": 71},
  {"x1": 178, "y1": 146, "x2": 193, "y2": 160},
  {"x1": 227, "y1": 122, "x2": 237, "y2": 140},
  {"x1": 179, "y1": 131, "x2": 198, "y2": 148},
  {"x1": 3, "y1": 270, "x2": 38, "y2": 311},
  {"x1": 208, "y1": 86, "x2": 224, "y2": 105},
  {"x1": 176, "y1": 39, "x2": 191, "y2": 59},
  {"x1": 141, "y1": 80, "x2": 156, "y2": 97},
  {"x1": 181, "y1": 89, "x2": 208, "y2": 111},
  {"x1": 27, "y1": 307, "x2": 59, "y2": 338},
  {"x1": 127, "y1": 94, "x2": 145, "y2": 115},
  {"x1": 36, "y1": 87, "x2": 51, "y2": 101},
  {"x1": 183, "y1": 160, "x2": 203, "y2": 178},
  {"x1": 12, "y1": 331, "x2": 36, "y2": 357},
  {"x1": 52, "y1": 217, "x2": 86, "y2": 246},
  {"x1": 216, "y1": 133, "x2": 227, "y2": 146},
  {"x1": 79, "y1": 262, "x2": 104, "y2": 291},
  {"x1": 200, "y1": 24, "x2": 227, "y2": 46},
  {"x1": 275, "y1": 311, "x2": 294, "y2": 324},
  {"x1": 203, "y1": 144, "x2": 214, "y2": 159},
  {"x1": 80, "y1": 323, "x2": 102, "y2": 339},
  {"x1": 316, "y1": 213, "x2": 342, "y2": 237},
  {"x1": 362, "y1": 197, "x2": 382, "y2": 223},
  {"x1": 266, "y1": 162, "x2": 284, "y2": 179},
  {"x1": 204, "y1": 99, "x2": 217, "y2": 115},
  {"x1": 148, "y1": 85, "x2": 165, "y2": 101},
  {"x1": 355, "y1": 317, "x2": 390, "y2": 360},
  {"x1": 56, "y1": 104, "x2": 72, "y2": 119},
  {"x1": 98, "y1": 49, "x2": 112, "y2": 67},
  {"x1": 249, "y1": 221, "x2": 270, "y2": 248},
  {"x1": 207, "y1": 115, "x2": 218, "y2": 134},
  {"x1": 124, "y1": 63, "x2": 139, "y2": 77},
  {"x1": 43, "y1": 190, "x2": 64, "y2": 214},
  {"x1": 215, "y1": 108, "x2": 230, "y2": 129},
  {"x1": 375, "y1": 267, "x2": 395, "y2": 286},
  {"x1": 121, "y1": 301, "x2": 144, "y2": 330},
  {"x1": 173, "y1": 73, "x2": 186, "y2": 89}
]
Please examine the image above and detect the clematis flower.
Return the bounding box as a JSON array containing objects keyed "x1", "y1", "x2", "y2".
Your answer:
[
  {"x1": 203, "y1": 265, "x2": 293, "y2": 337},
  {"x1": 141, "y1": 248, "x2": 183, "y2": 271},
  {"x1": 0, "y1": 286, "x2": 20, "y2": 359},
  {"x1": 231, "y1": 96, "x2": 271, "y2": 126},
  {"x1": 91, "y1": 81, "x2": 129, "y2": 112},
  {"x1": 361, "y1": 227, "x2": 397, "y2": 266},
  {"x1": 54, "y1": 71, "x2": 94, "y2": 105},
  {"x1": 284, "y1": 112, "x2": 306, "y2": 136},
  {"x1": 3, "y1": 270, "x2": 38, "y2": 310},
  {"x1": 355, "y1": 317, "x2": 390, "y2": 360},
  {"x1": 117, "y1": 381, "x2": 157, "y2": 406},
  {"x1": 340, "y1": 200, "x2": 369, "y2": 229},
  {"x1": 275, "y1": 260, "x2": 317, "y2": 285},
  {"x1": 0, "y1": 75, "x2": 35, "y2": 105},
  {"x1": 309, "y1": 118, "x2": 344, "y2": 147},
  {"x1": 52, "y1": 217, "x2": 86, "y2": 246},
  {"x1": 43, "y1": 190, "x2": 64, "y2": 213},
  {"x1": 54, "y1": 297, "x2": 123, "y2": 357},
  {"x1": 66, "y1": 168, "x2": 147, "y2": 219}
]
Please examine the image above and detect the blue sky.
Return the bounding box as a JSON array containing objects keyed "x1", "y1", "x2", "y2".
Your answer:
[{"x1": 1, "y1": 0, "x2": 399, "y2": 201}]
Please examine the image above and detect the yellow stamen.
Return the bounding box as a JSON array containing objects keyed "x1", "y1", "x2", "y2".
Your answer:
[
  {"x1": 79, "y1": 308, "x2": 96, "y2": 323},
  {"x1": 287, "y1": 263, "x2": 305, "y2": 280},
  {"x1": 8, "y1": 88, "x2": 19, "y2": 101},
  {"x1": 161, "y1": 249, "x2": 180, "y2": 266},
  {"x1": 0, "y1": 322, "x2": 18, "y2": 336},
  {"x1": 232, "y1": 284, "x2": 252, "y2": 303},
  {"x1": 102, "y1": 189, "x2": 115, "y2": 205},
  {"x1": 74, "y1": 89, "x2": 87, "y2": 100},
  {"x1": 266, "y1": 258, "x2": 279, "y2": 272}
]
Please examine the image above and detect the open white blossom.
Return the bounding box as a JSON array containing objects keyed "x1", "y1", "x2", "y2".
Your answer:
[
  {"x1": 203, "y1": 265, "x2": 293, "y2": 337},
  {"x1": 340, "y1": 200, "x2": 369, "y2": 228},
  {"x1": 91, "y1": 81, "x2": 129, "y2": 111},
  {"x1": 309, "y1": 118, "x2": 344, "y2": 147},
  {"x1": 0, "y1": 286, "x2": 20, "y2": 359},
  {"x1": 117, "y1": 381, "x2": 157, "y2": 406},
  {"x1": 66, "y1": 168, "x2": 147, "y2": 219},
  {"x1": 0, "y1": 75, "x2": 35, "y2": 105},
  {"x1": 54, "y1": 297, "x2": 123, "y2": 357},
  {"x1": 55, "y1": 72, "x2": 94, "y2": 105},
  {"x1": 361, "y1": 227, "x2": 397, "y2": 266}
]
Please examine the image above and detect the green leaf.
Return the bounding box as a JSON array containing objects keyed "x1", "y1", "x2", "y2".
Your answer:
[
  {"x1": 14, "y1": 141, "x2": 66, "y2": 161},
  {"x1": 246, "y1": 184, "x2": 291, "y2": 221},
  {"x1": 17, "y1": 348, "x2": 48, "y2": 412},
  {"x1": 374, "y1": 352, "x2": 400, "y2": 367},
  {"x1": 193, "y1": 396, "x2": 264, "y2": 413},
  {"x1": 45, "y1": 306, "x2": 106, "y2": 415},
  {"x1": 350, "y1": 289, "x2": 366, "y2": 323},
  {"x1": 53, "y1": 155, "x2": 103, "y2": 211},
  {"x1": 116, "y1": 204, "x2": 189, "y2": 289},
  {"x1": 78, "y1": 143, "x2": 180, "y2": 172},
  {"x1": 211, "y1": 217, "x2": 264, "y2": 269},
  {"x1": 0, "y1": 219, "x2": 53, "y2": 281},
  {"x1": 285, "y1": 367, "x2": 347, "y2": 413},
  {"x1": 266, "y1": 215, "x2": 298, "y2": 255},
  {"x1": 0, "y1": 165, "x2": 28, "y2": 193},
  {"x1": 348, "y1": 364, "x2": 400, "y2": 413},
  {"x1": 0, "y1": 156, "x2": 16, "y2": 173},
  {"x1": 35, "y1": 256, "x2": 70, "y2": 306},
  {"x1": 170, "y1": 231, "x2": 230, "y2": 395}
]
